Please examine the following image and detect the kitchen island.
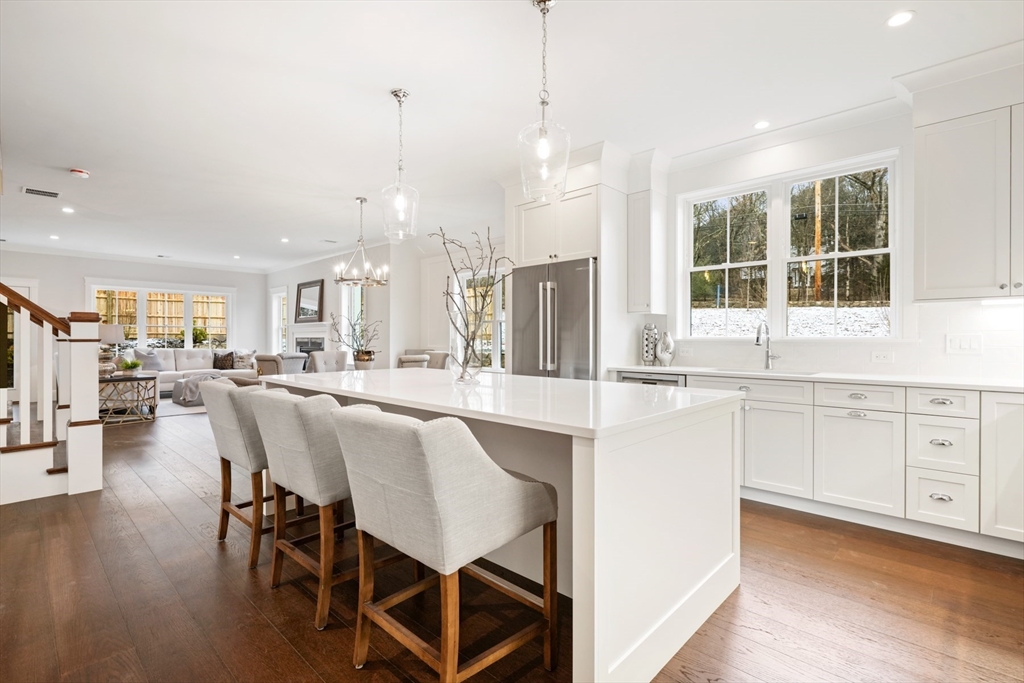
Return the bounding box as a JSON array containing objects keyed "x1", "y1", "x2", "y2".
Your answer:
[{"x1": 261, "y1": 368, "x2": 743, "y2": 683}]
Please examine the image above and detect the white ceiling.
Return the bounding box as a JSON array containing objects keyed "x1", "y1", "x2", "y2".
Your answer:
[{"x1": 1, "y1": 1, "x2": 1021, "y2": 272}]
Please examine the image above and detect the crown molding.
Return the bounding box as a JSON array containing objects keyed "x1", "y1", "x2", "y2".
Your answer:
[
  {"x1": 893, "y1": 41, "x2": 1024, "y2": 100},
  {"x1": 0, "y1": 242, "x2": 268, "y2": 275}
]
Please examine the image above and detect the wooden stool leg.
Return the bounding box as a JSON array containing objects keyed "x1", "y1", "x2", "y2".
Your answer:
[
  {"x1": 413, "y1": 560, "x2": 425, "y2": 582},
  {"x1": 353, "y1": 530, "x2": 375, "y2": 669},
  {"x1": 439, "y1": 571, "x2": 460, "y2": 683},
  {"x1": 543, "y1": 521, "x2": 558, "y2": 671},
  {"x1": 295, "y1": 495, "x2": 305, "y2": 517},
  {"x1": 314, "y1": 504, "x2": 335, "y2": 630},
  {"x1": 270, "y1": 484, "x2": 287, "y2": 588},
  {"x1": 217, "y1": 458, "x2": 231, "y2": 541},
  {"x1": 248, "y1": 472, "x2": 264, "y2": 568}
]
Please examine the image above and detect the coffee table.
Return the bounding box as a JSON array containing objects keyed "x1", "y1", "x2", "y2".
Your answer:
[{"x1": 98, "y1": 374, "x2": 158, "y2": 425}]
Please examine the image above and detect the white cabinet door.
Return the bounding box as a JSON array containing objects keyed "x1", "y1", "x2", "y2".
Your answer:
[
  {"x1": 814, "y1": 407, "x2": 906, "y2": 517},
  {"x1": 1011, "y1": 104, "x2": 1023, "y2": 295},
  {"x1": 627, "y1": 191, "x2": 652, "y2": 313},
  {"x1": 980, "y1": 392, "x2": 1024, "y2": 542},
  {"x1": 914, "y1": 108, "x2": 1012, "y2": 300},
  {"x1": 556, "y1": 186, "x2": 599, "y2": 262},
  {"x1": 743, "y1": 400, "x2": 814, "y2": 499},
  {"x1": 516, "y1": 200, "x2": 557, "y2": 267}
]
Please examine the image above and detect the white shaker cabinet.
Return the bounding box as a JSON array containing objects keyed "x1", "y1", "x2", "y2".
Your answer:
[
  {"x1": 914, "y1": 107, "x2": 1013, "y2": 300},
  {"x1": 981, "y1": 392, "x2": 1024, "y2": 542},
  {"x1": 814, "y1": 407, "x2": 906, "y2": 517},
  {"x1": 626, "y1": 190, "x2": 667, "y2": 314},
  {"x1": 1012, "y1": 104, "x2": 1024, "y2": 295},
  {"x1": 743, "y1": 400, "x2": 814, "y2": 499},
  {"x1": 514, "y1": 186, "x2": 600, "y2": 268}
]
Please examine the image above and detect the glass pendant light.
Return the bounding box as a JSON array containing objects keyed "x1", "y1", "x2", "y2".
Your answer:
[
  {"x1": 518, "y1": 0, "x2": 570, "y2": 202},
  {"x1": 381, "y1": 88, "x2": 419, "y2": 241},
  {"x1": 335, "y1": 197, "x2": 389, "y2": 287}
]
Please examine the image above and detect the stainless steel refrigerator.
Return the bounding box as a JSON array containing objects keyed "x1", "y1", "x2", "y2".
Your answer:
[{"x1": 510, "y1": 257, "x2": 597, "y2": 380}]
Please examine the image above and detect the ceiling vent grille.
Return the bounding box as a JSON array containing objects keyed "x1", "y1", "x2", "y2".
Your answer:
[{"x1": 22, "y1": 187, "x2": 61, "y2": 199}]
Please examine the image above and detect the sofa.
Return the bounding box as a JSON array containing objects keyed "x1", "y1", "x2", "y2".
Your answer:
[{"x1": 127, "y1": 348, "x2": 258, "y2": 394}]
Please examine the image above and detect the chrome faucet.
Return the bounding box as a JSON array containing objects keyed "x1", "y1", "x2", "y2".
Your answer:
[{"x1": 754, "y1": 322, "x2": 781, "y2": 370}]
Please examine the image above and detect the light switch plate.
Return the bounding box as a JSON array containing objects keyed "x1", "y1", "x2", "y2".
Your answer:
[
  {"x1": 946, "y1": 333, "x2": 984, "y2": 354},
  {"x1": 677, "y1": 347, "x2": 694, "y2": 358},
  {"x1": 871, "y1": 350, "x2": 894, "y2": 363}
]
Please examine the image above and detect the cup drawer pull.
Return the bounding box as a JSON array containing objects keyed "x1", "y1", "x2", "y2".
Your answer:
[
  {"x1": 929, "y1": 398, "x2": 954, "y2": 405},
  {"x1": 847, "y1": 410, "x2": 867, "y2": 418},
  {"x1": 929, "y1": 438, "x2": 953, "y2": 447},
  {"x1": 848, "y1": 392, "x2": 868, "y2": 400},
  {"x1": 738, "y1": 385, "x2": 751, "y2": 391},
  {"x1": 929, "y1": 493, "x2": 953, "y2": 502}
]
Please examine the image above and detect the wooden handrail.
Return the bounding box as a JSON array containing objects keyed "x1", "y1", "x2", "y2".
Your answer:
[{"x1": 0, "y1": 283, "x2": 71, "y2": 335}]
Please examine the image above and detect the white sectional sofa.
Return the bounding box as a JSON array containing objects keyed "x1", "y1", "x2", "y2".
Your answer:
[{"x1": 127, "y1": 348, "x2": 258, "y2": 394}]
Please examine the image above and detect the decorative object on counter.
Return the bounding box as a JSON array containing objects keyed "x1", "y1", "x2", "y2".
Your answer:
[
  {"x1": 334, "y1": 197, "x2": 389, "y2": 287},
  {"x1": 381, "y1": 89, "x2": 419, "y2": 241},
  {"x1": 518, "y1": 0, "x2": 570, "y2": 202},
  {"x1": 119, "y1": 358, "x2": 142, "y2": 377},
  {"x1": 642, "y1": 322, "x2": 659, "y2": 366},
  {"x1": 431, "y1": 227, "x2": 513, "y2": 385},
  {"x1": 294, "y1": 279, "x2": 324, "y2": 323},
  {"x1": 98, "y1": 323, "x2": 125, "y2": 377},
  {"x1": 656, "y1": 331, "x2": 675, "y2": 367},
  {"x1": 329, "y1": 312, "x2": 381, "y2": 370}
]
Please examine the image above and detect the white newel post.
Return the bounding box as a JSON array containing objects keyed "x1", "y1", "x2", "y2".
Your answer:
[
  {"x1": 66, "y1": 313, "x2": 103, "y2": 495},
  {"x1": 56, "y1": 339, "x2": 71, "y2": 441}
]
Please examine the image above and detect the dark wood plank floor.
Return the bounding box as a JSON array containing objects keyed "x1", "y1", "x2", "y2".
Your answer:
[{"x1": 1, "y1": 413, "x2": 1022, "y2": 683}]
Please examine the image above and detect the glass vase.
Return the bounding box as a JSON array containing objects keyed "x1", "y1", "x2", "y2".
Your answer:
[{"x1": 449, "y1": 334, "x2": 483, "y2": 385}]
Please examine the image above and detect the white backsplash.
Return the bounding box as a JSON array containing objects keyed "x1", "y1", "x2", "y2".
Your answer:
[{"x1": 661, "y1": 301, "x2": 1024, "y2": 383}]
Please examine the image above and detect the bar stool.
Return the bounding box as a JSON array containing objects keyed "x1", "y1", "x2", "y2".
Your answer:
[
  {"x1": 200, "y1": 379, "x2": 308, "y2": 568},
  {"x1": 332, "y1": 409, "x2": 559, "y2": 682},
  {"x1": 248, "y1": 391, "x2": 391, "y2": 630}
]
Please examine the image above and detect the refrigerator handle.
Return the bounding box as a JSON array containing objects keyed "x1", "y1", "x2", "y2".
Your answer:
[
  {"x1": 547, "y1": 282, "x2": 557, "y2": 371},
  {"x1": 538, "y1": 281, "x2": 546, "y2": 371}
]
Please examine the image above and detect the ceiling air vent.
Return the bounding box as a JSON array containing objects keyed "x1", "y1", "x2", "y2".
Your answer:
[{"x1": 22, "y1": 187, "x2": 61, "y2": 199}]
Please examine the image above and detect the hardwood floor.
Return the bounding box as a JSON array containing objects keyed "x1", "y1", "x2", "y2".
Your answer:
[{"x1": 1, "y1": 413, "x2": 1022, "y2": 683}]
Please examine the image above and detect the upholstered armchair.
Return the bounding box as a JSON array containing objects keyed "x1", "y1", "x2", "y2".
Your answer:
[
  {"x1": 306, "y1": 350, "x2": 349, "y2": 373},
  {"x1": 397, "y1": 349, "x2": 449, "y2": 369},
  {"x1": 254, "y1": 352, "x2": 308, "y2": 376}
]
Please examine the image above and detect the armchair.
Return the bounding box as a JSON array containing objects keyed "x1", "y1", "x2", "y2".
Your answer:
[
  {"x1": 255, "y1": 352, "x2": 308, "y2": 376},
  {"x1": 306, "y1": 350, "x2": 349, "y2": 373}
]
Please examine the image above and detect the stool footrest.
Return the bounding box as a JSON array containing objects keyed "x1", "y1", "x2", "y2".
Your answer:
[{"x1": 461, "y1": 563, "x2": 544, "y2": 612}]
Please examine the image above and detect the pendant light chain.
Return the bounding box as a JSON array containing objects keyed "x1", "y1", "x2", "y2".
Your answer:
[
  {"x1": 397, "y1": 96, "x2": 404, "y2": 179},
  {"x1": 539, "y1": 2, "x2": 549, "y2": 125}
]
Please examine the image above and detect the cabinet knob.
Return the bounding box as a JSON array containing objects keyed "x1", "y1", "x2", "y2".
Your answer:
[
  {"x1": 929, "y1": 438, "x2": 954, "y2": 447},
  {"x1": 929, "y1": 492, "x2": 953, "y2": 502},
  {"x1": 1000, "y1": 283, "x2": 1009, "y2": 289},
  {"x1": 847, "y1": 410, "x2": 867, "y2": 418},
  {"x1": 1015, "y1": 282, "x2": 1023, "y2": 289},
  {"x1": 743, "y1": 405, "x2": 751, "y2": 411},
  {"x1": 848, "y1": 392, "x2": 868, "y2": 400},
  {"x1": 738, "y1": 385, "x2": 751, "y2": 391}
]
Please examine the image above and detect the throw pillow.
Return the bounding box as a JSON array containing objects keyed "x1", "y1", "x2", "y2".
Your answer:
[
  {"x1": 213, "y1": 351, "x2": 234, "y2": 370},
  {"x1": 233, "y1": 350, "x2": 254, "y2": 369},
  {"x1": 132, "y1": 347, "x2": 163, "y2": 371}
]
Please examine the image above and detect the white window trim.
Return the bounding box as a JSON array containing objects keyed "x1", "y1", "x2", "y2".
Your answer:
[
  {"x1": 675, "y1": 150, "x2": 900, "y2": 341},
  {"x1": 269, "y1": 285, "x2": 287, "y2": 353},
  {"x1": 455, "y1": 269, "x2": 506, "y2": 372}
]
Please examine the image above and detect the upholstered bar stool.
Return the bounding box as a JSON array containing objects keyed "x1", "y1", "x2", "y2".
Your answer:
[
  {"x1": 306, "y1": 350, "x2": 349, "y2": 372},
  {"x1": 332, "y1": 409, "x2": 559, "y2": 682},
  {"x1": 200, "y1": 379, "x2": 309, "y2": 568},
  {"x1": 248, "y1": 391, "x2": 396, "y2": 629}
]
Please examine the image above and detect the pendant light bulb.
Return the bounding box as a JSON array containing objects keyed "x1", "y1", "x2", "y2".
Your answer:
[
  {"x1": 382, "y1": 89, "x2": 419, "y2": 241},
  {"x1": 335, "y1": 197, "x2": 389, "y2": 287},
  {"x1": 536, "y1": 132, "x2": 551, "y2": 160}
]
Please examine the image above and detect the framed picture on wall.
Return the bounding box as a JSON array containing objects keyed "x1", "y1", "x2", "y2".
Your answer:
[{"x1": 295, "y1": 279, "x2": 324, "y2": 323}]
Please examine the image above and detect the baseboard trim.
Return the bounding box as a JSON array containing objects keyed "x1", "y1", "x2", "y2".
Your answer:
[{"x1": 741, "y1": 487, "x2": 1024, "y2": 560}]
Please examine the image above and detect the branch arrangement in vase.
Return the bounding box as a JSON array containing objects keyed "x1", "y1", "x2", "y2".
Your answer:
[
  {"x1": 329, "y1": 312, "x2": 381, "y2": 364},
  {"x1": 430, "y1": 227, "x2": 513, "y2": 384}
]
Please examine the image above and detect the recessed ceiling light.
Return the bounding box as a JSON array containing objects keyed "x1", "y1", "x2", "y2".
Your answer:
[
  {"x1": 753, "y1": 121, "x2": 770, "y2": 130},
  {"x1": 233, "y1": 255, "x2": 240, "y2": 259},
  {"x1": 50, "y1": 235, "x2": 59, "y2": 240},
  {"x1": 887, "y1": 10, "x2": 915, "y2": 27},
  {"x1": 62, "y1": 207, "x2": 74, "y2": 214},
  {"x1": 281, "y1": 238, "x2": 289, "y2": 243}
]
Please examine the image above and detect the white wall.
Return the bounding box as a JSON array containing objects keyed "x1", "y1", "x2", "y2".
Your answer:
[
  {"x1": 664, "y1": 110, "x2": 1024, "y2": 381},
  {"x1": 0, "y1": 248, "x2": 268, "y2": 351}
]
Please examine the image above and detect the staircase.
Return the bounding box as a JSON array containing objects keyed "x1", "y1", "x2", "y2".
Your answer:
[{"x1": 1, "y1": 282, "x2": 103, "y2": 504}]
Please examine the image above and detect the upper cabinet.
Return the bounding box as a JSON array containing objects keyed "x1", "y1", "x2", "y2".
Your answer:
[
  {"x1": 627, "y1": 190, "x2": 667, "y2": 314},
  {"x1": 914, "y1": 107, "x2": 1016, "y2": 300},
  {"x1": 514, "y1": 186, "x2": 600, "y2": 267}
]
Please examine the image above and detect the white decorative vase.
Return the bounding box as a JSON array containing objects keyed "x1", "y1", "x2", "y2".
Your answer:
[{"x1": 656, "y1": 332, "x2": 675, "y2": 367}]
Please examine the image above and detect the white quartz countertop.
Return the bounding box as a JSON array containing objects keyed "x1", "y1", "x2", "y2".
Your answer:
[
  {"x1": 609, "y1": 365, "x2": 1024, "y2": 393},
  {"x1": 260, "y1": 368, "x2": 742, "y2": 439}
]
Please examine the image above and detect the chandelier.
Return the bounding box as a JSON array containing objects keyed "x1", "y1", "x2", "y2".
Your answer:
[
  {"x1": 518, "y1": 0, "x2": 570, "y2": 202},
  {"x1": 335, "y1": 197, "x2": 388, "y2": 287},
  {"x1": 381, "y1": 88, "x2": 419, "y2": 241}
]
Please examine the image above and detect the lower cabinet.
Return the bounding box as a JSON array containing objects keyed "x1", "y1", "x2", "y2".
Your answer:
[
  {"x1": 906, "y1": 467, "x2": 979, "y2": 532},
  {"x1": 743, "y1": 400, "x2": 813, "y2": 499},
  {"x1": 814, "y1": 407, "x2": 906, "y2": 517},
  {"x1": 981, "y1": 392, "x2": 1024, "y2": 542}
]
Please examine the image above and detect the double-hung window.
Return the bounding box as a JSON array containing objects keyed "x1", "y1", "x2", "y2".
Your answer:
[
  {"x1": 92, "y1": 286, "x2": 233, "y2": 348},
  {"x1": 456, "y1": 271, "x2": 506, "y2": 371}
]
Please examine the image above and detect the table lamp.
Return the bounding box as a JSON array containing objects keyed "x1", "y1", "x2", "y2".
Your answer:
[{"x1": 98, "y1": 324, "x2": 125, "y2": 377}]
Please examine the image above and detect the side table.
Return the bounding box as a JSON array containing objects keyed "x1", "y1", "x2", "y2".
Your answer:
[{"x1": 99, "y1": 374, "x2": 159, "y2": 425}]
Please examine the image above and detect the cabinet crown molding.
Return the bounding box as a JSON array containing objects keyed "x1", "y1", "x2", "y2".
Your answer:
[{"x1": 893, "y1": 41, "x2": 1023, "y2": 98}]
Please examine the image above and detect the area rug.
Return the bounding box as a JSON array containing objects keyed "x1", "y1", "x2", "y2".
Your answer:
[{"x1": 157, "y1": 399, "x2": 207, "y2": 417}]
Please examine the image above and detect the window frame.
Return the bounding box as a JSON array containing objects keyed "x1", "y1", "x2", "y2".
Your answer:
[
  {"x1": 455, "y1": 269, "x2": 506, "y2": 372},
  {"x1": 677, "y1": 151, "x2": 900, "y2": 340}
]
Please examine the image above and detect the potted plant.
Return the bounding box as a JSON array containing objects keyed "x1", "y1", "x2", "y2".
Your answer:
[
  {"x1": 329, "y1": 313, "x2": 381, "y2": 370},
  {"x1": 119, "y1": 358, "x2": 142, "y2": 376},
  {"x1": 430, "y1": 227, "x2": 512, "y2": 385}
]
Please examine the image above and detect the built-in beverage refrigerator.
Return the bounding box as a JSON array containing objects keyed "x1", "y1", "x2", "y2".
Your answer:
[{"x1": 510, "y1": 257, "x2": 597, "y2": 380}]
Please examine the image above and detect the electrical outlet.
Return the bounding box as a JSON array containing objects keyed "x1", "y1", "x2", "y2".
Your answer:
[
  {"x1": 871, "y1": 350, "x2": 893, "y2": 363},
  {"x1": 677, "y1": 347, "x2": 694, "y2": 358},
  {"x1": 946, "y1": 333, "x2": 984, "y2": 354}
]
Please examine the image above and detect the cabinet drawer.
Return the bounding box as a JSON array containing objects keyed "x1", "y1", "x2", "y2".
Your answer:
[
  {"x1": 687, "y1": 376, "x2": 813, "y2": 405},
  {"x1": 906, "y1": 387, "x2": 980, "y2": 418},
  {"x1": 906, "y1": 414, "x2": 980, "y2": 475},
  {"x1": 906, "y1": 467, "x2": 979, "y2": 532},
  {"x1": 815, "y1": 382, "x2": 906, "y2": 412}
]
